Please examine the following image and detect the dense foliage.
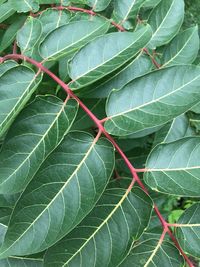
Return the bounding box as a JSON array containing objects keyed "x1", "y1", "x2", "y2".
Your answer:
[{"x1": 0, "y1": 0, "x2": 200, "y2": 266}]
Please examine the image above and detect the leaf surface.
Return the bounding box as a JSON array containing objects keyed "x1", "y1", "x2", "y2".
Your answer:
[
  {"x1": 9, "y1": 0, "x2": 39, "y2": 12},
  {"x1": 0, "y1": 96, "x2": 78, "y2": 193},
  {"x1": 0, "y1": 131, "x2": 114, "y2": 257},
  {"x1": 86, "y1": 0, "x2": 112, "y2": 11}
]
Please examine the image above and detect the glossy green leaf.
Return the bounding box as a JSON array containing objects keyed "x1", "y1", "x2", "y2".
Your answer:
[
  {"x1": 0, "y1": 131, "x2": 114, "y2": 257},
  {"x1": 119, "y1": 239, "x2": 184, "y2": 266},
  {"x1": 176, "y1": 203, "x2": 200, "y2": 258},
  {"x1": 145, "y1": 137, "x2": 200, "y2": 196},
  {"x1": 39, "y1": 18, "x2": 110, "y2": 60},
  {"x1": 0, "y1": 96, "x2": 78, "y2": 193},
  {"x1": 69, "y1": 25, "x2": 152, "y2": 90},
  {"x1": 38, "y1": 9, "x2": 71, "y2": 40},
  {"x1": 86, "y1": 0, "x2": 112, "y2": 11},
  {"x1": 153, "y1": 114, "x2": 195, "y2": 147},
  {"x1": 84, "y1": 53, "x2": 152, "y2": 98},
  {"x1": 162, "y1": 26, "x2": 199, "y2": 67},
  {"x1": 0, "y1": 16, "x2": 26, "y2": 53},
  {"x1": 44, "y1": 187, "x2": 152, "y2": 267},
  {"x1": 0, "y1": 65, "x2": 42, "y2": 138},
  {"x1": 112, "y1": 0, "x2": 146, "y2": 28},
  {"x1": 17, "y1": 17, "x2": 42, "y2": 56},
  {"x1": 9, "y1": 0, "x2": 39, "y2": 12},
  {"x1": 0, "y1": 2, "x2": 15, "y2": 23},
  {"x1": 105, "y1": 65, "x2": 200, "y2": 136},
  {"x1": 148, "y1": 0, "x2": 184, "y2": 49}
]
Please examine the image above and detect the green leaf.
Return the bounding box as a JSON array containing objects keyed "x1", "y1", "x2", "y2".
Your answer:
[
  {"x1": 153, "y1": 114, "x2": 195, "y2": 147},
  {"x1": 0, "y1": 65, "x2": 42, "y2": 138},
  {"x1": 84, "y1": 53, "x2": 152, "y2": 98},
  {"x1": 44, "y1": 187, "x2": 152, "y2": 267},
  {"x1": 0, "y1": 16, "x2": 26, "y2": 53},
  {"x1": 38, "y1": 9, "x2": 71, "y2": 40},
  {"x1": 112, "y1": 0, "x2": 146, "y2": 28},
  {"x1": 105, "y1": 65, "x2": 200, "y2": 136},
  {"x1": 148, "y1": 0, "x2": 184, "y2": 49},
  {"x1": 0, "y1": 61, "x2": 18, "y2": 76},
  {"x1": 86, "y1": 0, "x2": 112, "y2": 11},
  {"x1": 0, "y1": 2, "x2": 15, "y2": 24},
  {"x1": 119, "y1": 239, "x2": 184, "y2": 266},
  {"x1": 176, "y1": 203, "x2": 200, "y2": 258},
  {"x1": 69, "y1": 25, "x2": 152, "y2": 90},
  {"x1": 162, "y1": 26, "x2": 200, "y2": 67},
  {"x1": 142, "y1": 0, "x2": 162, "y2": 8},
  {"x1": 17, "y1": 17, "x2": 42, "y2": 56},
  {"x1": 0, "y1": 194, "x2": 20, "y2": 208},
  {"x1": 39, "y1": 18, "x2": 110, "y2": 61},
  {"x1": 0, "y1": 256, "x2": 44, "y2": 267},
  {"x1": 0, "y1": 96, "x2": 78, "y2": 194},
  {"x1": 0, "y1": 131, "x2": 114, "y2": 257},
  {"x1": 9, "y1": 0, "x2": 39, "y2": 13},
  {"x1": 145, "y1": 137, "x2": 200, "y2": 197}
]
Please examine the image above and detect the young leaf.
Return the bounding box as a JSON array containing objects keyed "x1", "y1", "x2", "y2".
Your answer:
[
  {"x1": 86, "y1": 0, "x2": 112, "y2": 11},
  {"x1": 0, "y1": 96, "x2": 78, "y2": 193},
  {"x1": 145, "y1": 137, "x2": 200, "y2": 196},
  {"x1": 162, "y1": 26, "x2": 200, "y2": 67},
  {"x1": 112, "y1": 0, "x2": 146, "y2": 28},
  {"x1": 105, "y1": 65, "x2": 200, "y2": 136},
  {"x1": 176, "y1": 203, "x2": 200, "y2": 258},
  {"x1": 44, "y1": 187, "x2": 152, "y2": 267},
  {"x1": 9, "y1": 0, "x2": 40, "y2": 13},
  {"x1": 0, "y1": 65, "x2": 42, "y2": 138},
  {"x1": 119, "y1": 239, "x2": 184, "y2": 266},
  {"x1": 148, "y1": 0, "x2": 184, "y2": 49},
  {"x1": 0, "y1": 131, "x2": 114, "y2": 257},
  {"x1": 17, "y1": 17, "x2": 42, "y2": 56},
  {"x1": 39, "y1": 19, "x2": 110, "y2": 61},
  {"x1": 69, "y1": 25, "x2": 152, "y2": 90}
]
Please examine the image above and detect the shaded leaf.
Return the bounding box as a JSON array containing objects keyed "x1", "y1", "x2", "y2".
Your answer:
[
  {"x1": 9, "y1": 0, "x2": 39, "y2": 13},
  {"x1": 44, "y1": 187, "x2": 152, "y2": 267},
  {"x1": 0, "y1": 2, "x2": 15, "y2": 24},
  {"x1": 105, "y1": 65, "x2": 200, "y2": 136},
  {"x1": 0, "y1": 96, "x2": 78, "y2": 193},
  {"x1": 69, "y1": 25, "x2": 152, "y2": 90},
  {"x1": 0, "y1": 131, "x2": 114, "y2": 257},
  {"x1": 145, "y1": 137, "x2": 200, "y2": 196}
]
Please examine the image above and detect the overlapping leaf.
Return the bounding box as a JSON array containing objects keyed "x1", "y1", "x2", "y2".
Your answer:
[
  {"x1": 44, "y1": 186, "x2": 152, "y2": 267},
  {"x1": 176, "y1": 203, "x2": 200, "y2": 258},
  {"x1": 119, "y1": 239, "x2": 184, "y2": 266},
  {"x1": 148, "y1": 0, "x2": 184, "y2": 49},
  {"x1": 0, "y1": 2, "x2": 15, "y2": 23},
  {"x1": 145, "y1": 137, "x2": 200, "y2": 196},
  {"x1": 69, "y1": 25, "x2": 152, "y2": 90},
  {"x1": 39, "y1": 18, "x2": 110, "y2": 60},
  {"x1": 0, "y1": 65, "x2": 42, "y2": 138},
  {"x1": 105, "y1": 65, "x2": 200, "y2": 136},
  {"x1": 162, "y1": 26, "x2": 199, "y2": 67},
  {"x1": 0, "y1": 131, "x2": 114, "y2": 257},
  {"x1": 86, "y1": 0, "x2": 112, "y2": 11},
  {"x1": 0, "y1": 95, "x2": 78, "y2": 193},
  {"x1": 9, "y1": 0, "x2": 39, "y2": 12}
]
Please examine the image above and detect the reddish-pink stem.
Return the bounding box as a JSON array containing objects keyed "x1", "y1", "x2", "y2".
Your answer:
[{"x1": 0, "y1": 54, "x2": 194, "y2": 267}]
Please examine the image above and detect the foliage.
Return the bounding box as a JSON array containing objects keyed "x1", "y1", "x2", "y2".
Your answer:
[{"x1": 0, "y1": 0, "x2": 200, "y2": 266}]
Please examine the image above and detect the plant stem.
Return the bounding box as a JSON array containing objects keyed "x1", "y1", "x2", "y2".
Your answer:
[{"x1": 0, "y1": 54, "x2": 194, "y2": 267}]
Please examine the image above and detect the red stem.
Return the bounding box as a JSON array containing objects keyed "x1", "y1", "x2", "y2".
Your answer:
[{"x1": 0, "y1": 54, "x2": 194, "y2": 267}]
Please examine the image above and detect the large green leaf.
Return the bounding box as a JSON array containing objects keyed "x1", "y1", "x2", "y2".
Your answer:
[
  {"x1": 86, "y1": 0, "x2": 112, "y2": 11},
  {"x1": 0, "y1": 96, "x2": 78, "y2": 193},
  {"x1": 17, "y1": 17, "x2": 42, "y2": 56},
  {"x1": 69, "y1": 25, "x2": 152, "y2": 90},
  {"x1": 105, "y1": 65, "x2": 200, "y2": 136},
  {"x1": 44, "y1": 187, "x2": 152, "y2": 267},
  {"x1": 39, "y1": 18, "x2": 110, "y2": 61},
  {"x1": 145, "y1": 137, "x2": 200, "y2": 197},
  {"x1": 0, "y1": 65, "x2": 42, "y2": 138},
  {"x1": 148, "y1": 0, "x2": 184, "y2": 49},
  {"x1": 0, "y1": 60, "x2": 18, "y2": 76},
  {"x1": 162, "y1": 26, "x2": 199, "y2": 67},
  {"x1": 176, "y1": 203, "x2": 200, "y2": 258},
  {"x1": 112, "y1": 0, "x2": 146, "y2": 28},
  {"x1": 119, "y1": 239, "x2": 184, "y2": 266},
  {"x1": 83, "y1": 53, "x2": 152, "y2": 98},
  {"x1": 9, "y1": 0, "x2": 39, "y2": 12},
  {"x1": 0, "y1": 131, "x2": 114, "y2": 257},
  {"x1": 0, "y1": 2, "x2": 15, "y2": 24}
]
